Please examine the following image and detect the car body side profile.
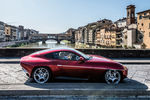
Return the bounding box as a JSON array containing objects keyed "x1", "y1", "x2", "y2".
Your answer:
[{"x1": 20, "y1": 48, "x2": 128, "y2": 84}]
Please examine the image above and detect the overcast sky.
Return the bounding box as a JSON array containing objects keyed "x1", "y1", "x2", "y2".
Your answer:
[{"x1": 0, "y1": 0, "x2": 150, "y2": 33}]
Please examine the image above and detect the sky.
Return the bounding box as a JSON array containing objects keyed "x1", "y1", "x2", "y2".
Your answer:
[{"x1": 0, "y1": 0, "x2": 150, "y2": 33}]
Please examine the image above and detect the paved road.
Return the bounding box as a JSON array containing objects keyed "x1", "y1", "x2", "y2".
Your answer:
[{"x1": 0, "y1": 63, "x2": 150, "y2": 84}]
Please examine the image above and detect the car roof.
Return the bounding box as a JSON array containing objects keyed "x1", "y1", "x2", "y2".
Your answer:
[{"x1": 31, "y1": 47, "x2": 76, "y2": 55}]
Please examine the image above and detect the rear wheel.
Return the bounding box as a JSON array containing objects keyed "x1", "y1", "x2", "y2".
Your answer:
[
  {"x1": 104, "y1": 70, "x2": 121, "y2": 84},
  {"x1": 33, "y1": 67, "x2": 50, "y2": 84}
]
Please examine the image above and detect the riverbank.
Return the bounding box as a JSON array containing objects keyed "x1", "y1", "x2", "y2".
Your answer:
[{"x1": 0, "y1": 40, "x2": 30, "y2": 48}]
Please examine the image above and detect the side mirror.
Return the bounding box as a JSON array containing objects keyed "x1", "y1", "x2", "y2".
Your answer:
[{"x1": 79, "y1": 57, "x2": 85, "y2": 62}]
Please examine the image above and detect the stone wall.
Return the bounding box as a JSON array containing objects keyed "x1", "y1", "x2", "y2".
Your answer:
[{"x1": 0, "y1": 48, "x2": 150, "y2": 58}]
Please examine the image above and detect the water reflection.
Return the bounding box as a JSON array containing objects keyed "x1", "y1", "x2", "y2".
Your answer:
[{"x1": 21, "y1": 40, "x2": 75, "y2": 48}]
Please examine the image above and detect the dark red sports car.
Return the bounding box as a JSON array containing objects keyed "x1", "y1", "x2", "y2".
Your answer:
[{"x1": 20, "y1": 48, "x2": 128, "y2": 84}]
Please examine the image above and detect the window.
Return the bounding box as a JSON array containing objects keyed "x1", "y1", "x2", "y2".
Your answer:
[
  {"x1": 149, "y1": 32, "x2": 150, "y2": 37},
  {"x1": 127, "y1": 11, "x2": 129, "y2": 17},
  {"x1": 45, "y1": 51, "x2": 80, "y2": 61},
  {"x1": 131, "y1": 13, "x2": 134, "y2": 18},
  {"x1": 149, "y1": 23, "x2": 150, "y2": 29},
  {"x1": 142, "y1": 23, "x2": 144, "y2": 26},
  {"x1": 144, "y1": 13, "x2": 147, "y2": 16},
  {"x1": 44, "y1": 52, "x2": 57, "y2": 59},
  {"x1": 139, "y1": 15, "x2": 142, "y2": 20}
]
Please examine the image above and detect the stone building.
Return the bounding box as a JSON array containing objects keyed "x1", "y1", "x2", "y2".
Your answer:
[
  {"x1": 122, "y1": 5, "x2": 138, "y2": 48},
  {"x1": 115, "y1": 18, "x2": 127, "y2": 28},
  {"x1": 24, "y1": 29, "x2": 31, "y2": 40},
  {"x1": 0, "y1": 21, "x2": 5, "y2": 42},
  {"x1": 18, "y1": 25, "x2": 24, "y2": 40},
  {"x1": 96, "y1": 25, "x2": 122, "y2": 48},
  {"x1": 10, "y1": 25, "x2": 17, "y2": 41},
  {"x1": 126, "y1": 5, "x2": 136, "y2": 26},
  {"x1": 122, "y1": 24, "x2": 137, "y2": 48},
  {"x1": 95, "y1": 28, "x2": 101, "y2": 45},
  {"x1": 5, "y1": 25, "x2": 17, "y2": 41},
  {"x1": 66, "y1": 28, "x2": 76, "y2": 43},
  {"x1": 99, "y1": 29, "x2": 105, "y2": 47},
  {"x1": 83, "y1": 27, "x2": 88, "y2": 44},
  {"x1": 78, "y1": 27, "x2": 85, "y2": 43},
  {"x1": 116, "y1": 29, "x2": 123, "y2": 48},
  {"x1": 137, "y1": 9, "x2": 150, "y2": 48},
  {"x1": 5, "y1": 24, "x2": 11, "y2": 41},
  {"x1": 86, "y1": 22, "x2": 97, "y2": 45},
  {"x1": 75, "y1": 30, "x2": 80, "y2": 43},
  {"x1": 87, "y1": 19, "x2": 113, "y2": 45}
]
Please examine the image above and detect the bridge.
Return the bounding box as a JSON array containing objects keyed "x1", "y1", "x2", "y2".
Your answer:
[{"x1": 30, "y1": 33, "x2": 75, "y2": 44}]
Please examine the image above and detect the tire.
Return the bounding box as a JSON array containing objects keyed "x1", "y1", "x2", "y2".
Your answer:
[
  {"x1": 33, "y1": 67, "x2": 51, "y2": 84},
  {"x1": 104, "y1": 70, "x2": 121, "y2": 84}
]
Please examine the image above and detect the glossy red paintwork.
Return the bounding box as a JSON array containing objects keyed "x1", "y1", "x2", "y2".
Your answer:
[{"x1": 20, "y1": 48, "x2": 128, "y2": 80}]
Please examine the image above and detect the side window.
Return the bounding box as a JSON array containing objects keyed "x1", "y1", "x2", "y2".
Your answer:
[
  {"x1": 45, "y1": 51, "x2": 80, "y2": 61},
  {"x1": 45, "y1": 53, "x2": 54, "y2": 59},
  {"x1": 44, "y1": 52, "x2": 59, "y2": 59},
  {"x1": 58, "y1": 51, "x2": 80, "y2": 61}
]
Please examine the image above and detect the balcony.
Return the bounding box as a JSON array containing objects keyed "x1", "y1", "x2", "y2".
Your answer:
[
  {"x1": 116, "y1": 44, "x2": 122, "y2": 47},
  {"x1": 116, "y1": 38, "x2": 122, "y2": 40}
]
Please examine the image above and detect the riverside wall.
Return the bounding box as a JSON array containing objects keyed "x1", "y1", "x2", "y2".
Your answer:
[{"x1": 0, "y1": 48, "x2": 150, "y2": 58}]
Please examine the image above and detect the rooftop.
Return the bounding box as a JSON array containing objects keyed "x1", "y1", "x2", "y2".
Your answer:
[
  {"x1": 137, "y1": 9, "x2": 150, "y2": 14},
  {"x1": 127, "y1": 5, "x2": 135, "y2": 9}
]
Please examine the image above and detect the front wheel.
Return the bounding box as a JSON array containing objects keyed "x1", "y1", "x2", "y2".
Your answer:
[
  {"x1": 105, "y1": 70, "x2": 121, "y2": 84},
  {"x1": 33, "y1": 67, "x2": 50, "y2": 84}
]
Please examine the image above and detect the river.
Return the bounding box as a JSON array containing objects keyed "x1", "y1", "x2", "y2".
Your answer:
[{"x1": 20, "y1": 40, "x2": 75, "y2": 48}]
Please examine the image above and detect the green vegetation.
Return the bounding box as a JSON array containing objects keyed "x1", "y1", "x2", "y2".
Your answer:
[{"x1": 61, "y1": 40, "x2": 70, "y2": 44}]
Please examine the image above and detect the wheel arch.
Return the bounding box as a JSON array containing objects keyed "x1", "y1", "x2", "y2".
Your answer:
[
  {"x1": 31, "y1": 66, "x2": 52, "y2": 78},
  {"x1": 103, "y1": 69, "x2": 123, "y2": 79}
]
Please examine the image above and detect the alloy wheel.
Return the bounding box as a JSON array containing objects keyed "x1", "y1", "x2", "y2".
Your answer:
[
  {"x1": 105, "y1": 70, "x2": 121, "y2": 84},
  {"x1": 33, "y1": 67, "x2": 50, "y2": 84}
]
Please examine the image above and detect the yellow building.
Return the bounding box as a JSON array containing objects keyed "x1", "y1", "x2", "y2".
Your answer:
[
  {"x1": 137, "y1": 9, "x2": 150, "y2": 48},
  {"x1": 95, "y1": 28, "x2": 101, "y2": 45},
  {"x1": 5, "y1": 24, "x2": 11, "y2": 41},
  {"x1": 99, "y1": 29, "x2": 105, "y2": 47},
  {"x1": 105, "y1": 29, "x2": 117, "y2": 48},
  {"x1": 96, "y1": 28, "x2": 117, "y2": 48}
]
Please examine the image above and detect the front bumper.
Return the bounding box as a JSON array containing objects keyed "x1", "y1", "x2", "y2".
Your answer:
[{"x1": 22, "y1": 68, "x2": 29, "y2": 77}]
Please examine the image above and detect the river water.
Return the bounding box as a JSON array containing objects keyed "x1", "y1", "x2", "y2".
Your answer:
[{"x1": 20, "y1": 40, "x2": 75, "y2": 48}]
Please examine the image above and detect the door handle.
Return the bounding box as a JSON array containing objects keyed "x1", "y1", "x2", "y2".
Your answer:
[{"x1": 57, "y1": 65, "x2": 62, "y2": 66}]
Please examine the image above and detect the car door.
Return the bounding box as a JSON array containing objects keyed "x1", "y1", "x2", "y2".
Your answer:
[
  {"x1": 58, "y1": 51, "x2": 91, "y2": 78},
  {"x1": 44, "y1": 51, "x2": 68, "y2": 76}
]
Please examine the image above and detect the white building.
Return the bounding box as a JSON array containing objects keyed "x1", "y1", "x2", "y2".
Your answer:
[
  {"x1": 0, "y1": 21, "x2": 5, "y2": 42},
  {"x1": 115, "y1": 18, "x2": 127, "y2": 28},
  {"x1": 122, "y1": 24, "x2": 137, "y2": 48}
]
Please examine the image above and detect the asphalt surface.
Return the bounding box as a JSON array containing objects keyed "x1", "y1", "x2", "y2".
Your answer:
[{"x1": 0, "y1": 63, "x2": 150, "y2": 99}]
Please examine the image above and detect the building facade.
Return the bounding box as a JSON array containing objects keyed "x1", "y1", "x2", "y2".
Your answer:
[
  {"x1": 10, "y1": 26, "x2": 17, "y2": 41},
  {"x1": 137, "y1": 9, "x2": 150, "y2": 48},
  {"x1": 115, "y1": 18, "x2": 127, "y2": 28},
  {"x1": 0, "y1": 21, "x2": 5, "y2": 42},
  {"x1": 126, "y1": 5, "x2": 136, "y2": 26},
  {"x1": 5, "y1": 24, "x2": 11, "y2": 41}
]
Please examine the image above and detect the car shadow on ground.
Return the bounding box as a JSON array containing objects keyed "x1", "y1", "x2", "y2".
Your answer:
[{"x1": 24, "y1": 77, "x2": 148, "y2": 90}]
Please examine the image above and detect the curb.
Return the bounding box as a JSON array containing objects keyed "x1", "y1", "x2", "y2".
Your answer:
[
  {"x1": 0, "y1": 89, "x2": 150, "y2": 97},
  {"x1": 0, "y1": 61, "x2": 20, "y2": 64}
]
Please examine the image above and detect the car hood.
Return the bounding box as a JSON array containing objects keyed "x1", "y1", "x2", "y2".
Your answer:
[{"x1": 88, "y1": 55, "x2": 118, "y2": 63}]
